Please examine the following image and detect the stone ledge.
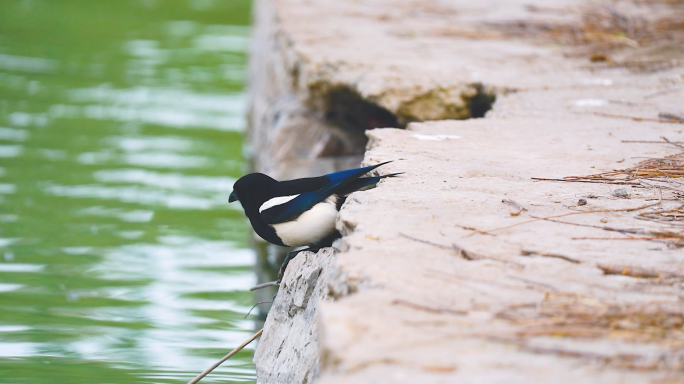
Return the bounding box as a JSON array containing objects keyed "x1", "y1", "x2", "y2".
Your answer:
[{"x1": 253, "y1": 248, "x2": 336, "y2": 384}]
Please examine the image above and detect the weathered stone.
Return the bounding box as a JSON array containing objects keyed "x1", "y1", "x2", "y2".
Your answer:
[
  {"x1": 317, "y1": 119, "x2": 684, "y2": 384},
  {"x1": 247, "y1": 0, "x2": 684, "y2": 383},
  {"x1": 253, "y1": 248, "x2": 336, "y2": 384}
]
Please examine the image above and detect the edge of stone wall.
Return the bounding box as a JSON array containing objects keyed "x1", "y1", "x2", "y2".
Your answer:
[{"x1": 253, "y1": 248, "x2": 336, "y2": 384}]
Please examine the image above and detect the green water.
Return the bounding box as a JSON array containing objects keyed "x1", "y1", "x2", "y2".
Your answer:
[{"x1": 0, "y1": 1, "x2": 256, "y2": 383}]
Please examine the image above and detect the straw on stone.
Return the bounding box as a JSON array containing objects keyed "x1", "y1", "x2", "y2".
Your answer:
[
  {"x1": 636, "y1": 206, "x2": 684, "y2": 224},
  {"x1": 533, "y1": 154, "x2": 684, "y2": 186},
  {"x1": 532, "y1": 137, "x2": 684, "y2": 194}
]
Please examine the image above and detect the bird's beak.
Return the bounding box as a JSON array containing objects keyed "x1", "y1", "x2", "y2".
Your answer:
[{"x1": 229, "y1": 191, "x2": 238, "y2": 203}]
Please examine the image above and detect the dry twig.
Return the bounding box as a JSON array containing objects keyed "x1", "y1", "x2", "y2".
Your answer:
[
  {"x1": 535, "y1": 138, "x2": 684, "y2": 187},
  {"x1": 572, "y1": 236, "x2": 671, "y2": 241},
  {"x1": 621, "y1": 140, "x2": 684, "y2": 145},
  {"x1": 596, "y1": 264, "x2": 661, "y2": 278},
  {"x1": 530, "y1": 216, "x2": 650, "y2": 235},
  {"x1": 399, "y1": 232, "x2": 486, "y2": 261},
  {"x1": 659, "y1": 112, "x2": 684, "y2": 122},
  {"x1": 636, "y1": 206, "x2": 684, "y2": 223},
  {"x1": 590, "y1": 112, "x2": 684, "y2": 124},
  {"x1": 454, "y1": 223, "x2": 496, "y2": 236},
  {"x1": 660, "y1": 136, "x2": 684, "y2": 150},
  {"x1": 480, "y1": 196, "x2": 661, "y2": 235},
  {"x1": 187, "y1": 329, "x2": 263, "y2": 384},
  {"x1": 399, "y1": 233, "x2": 524, "y2": 266},
  {"x1": 520, "y1": 249, "x2": 580, "y2": 264}
]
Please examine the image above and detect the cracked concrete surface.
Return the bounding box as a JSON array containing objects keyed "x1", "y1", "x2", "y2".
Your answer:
[
  {"x1": 320, "y1": 119, "x2": 683, "y2": 383},
  {"x1": 248, "y1": 0, "x2": 684, "y2": 382}
]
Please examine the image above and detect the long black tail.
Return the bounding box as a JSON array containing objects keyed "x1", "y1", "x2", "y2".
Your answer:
[{"x1": 337, "y1": 172, "x2": 403, "y2": 197}]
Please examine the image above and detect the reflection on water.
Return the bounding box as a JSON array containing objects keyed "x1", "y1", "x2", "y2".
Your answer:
[{"x1": 0, "y1": 1, "x2": 255, "y2": 383}]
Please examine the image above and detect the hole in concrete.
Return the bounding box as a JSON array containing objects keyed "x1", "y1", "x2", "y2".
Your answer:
[
  {"x1": 468, "y1": 83, "x2": 497, "y2": 118},
  {"x1": 315, "y1": 84, "x2": 496, "y2": 157},
  {"x1": 324, "y1": 88, "x2": 399, "y2": 131},
  {"x1": 316, "y1": 87, "x2": 400, "y2": 157}
]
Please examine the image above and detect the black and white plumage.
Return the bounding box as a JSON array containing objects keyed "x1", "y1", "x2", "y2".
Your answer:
[{"x1": 229, "y1": 161, "x2": 398, "y2": 275}]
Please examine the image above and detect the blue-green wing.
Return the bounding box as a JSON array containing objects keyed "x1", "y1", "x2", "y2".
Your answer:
[{"x1": 260, "y1": 162, "x2": 391, "y2": 224}]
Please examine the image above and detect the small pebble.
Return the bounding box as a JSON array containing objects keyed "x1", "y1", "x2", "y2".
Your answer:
[
  {"x1": 600, "y1": 218, "x2": 608, "y2": 223},
  {"x1": 578, "y1": 198, "x2": 587, "y2": 206},
  {"x1": 613, "y1": 188, "x2": 628, "y2": 198}
]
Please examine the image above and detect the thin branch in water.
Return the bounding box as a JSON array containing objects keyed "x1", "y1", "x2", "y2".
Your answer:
[
  {"x1": 244, "y1": 301, "x2": 273, "y2": 319},
  {"x1": 187, "y1": 329, "x2": 263, "y2": 384}
]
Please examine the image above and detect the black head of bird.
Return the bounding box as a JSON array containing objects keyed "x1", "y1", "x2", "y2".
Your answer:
[{"x1": 229, "y1": 173, "x2": 276, "y2": 207}]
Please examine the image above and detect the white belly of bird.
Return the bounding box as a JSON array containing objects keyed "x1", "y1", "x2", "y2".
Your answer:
[{"x1": 271, "y1": 201, "x2": 338, "y2": 247}]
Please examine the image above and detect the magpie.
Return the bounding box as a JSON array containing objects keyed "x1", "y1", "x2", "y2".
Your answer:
[{"x1": 229, "y1": 161, "x2": 398, "y2": 277}]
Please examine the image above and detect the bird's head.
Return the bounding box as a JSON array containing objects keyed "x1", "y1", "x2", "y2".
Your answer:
[{"x1": 229, "y1": 173, "x2": 278, "y2": 207}]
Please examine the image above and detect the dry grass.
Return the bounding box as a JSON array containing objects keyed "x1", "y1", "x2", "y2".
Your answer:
[
  {"x1": 497, "y1": 293, "x2": 684, "y2": 370},
  {"x1": 487, "y1": 0, "x2": 684, "y2": 72},
  {"x1": 558, "y1": 154, "x2": 684, "y2": 185},
  {"x1": 532, "y1": 138, "x2": 684, "y2": 245},
  {"x1": 533, "y1": 139, "x2": 684, "y2": 191},
  {"x1": 637, "y1": 206, "x2": 684, "y2": 223}
]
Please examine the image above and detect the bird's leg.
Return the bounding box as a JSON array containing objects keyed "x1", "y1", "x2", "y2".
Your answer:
[
  {"x1": 278, "y1": 246, "x2": 320, "y2": 278},
  {"x1": 249, "y1": 246, "x2": 319, "y2": 291},
  {"x1": 278, "y1": 248, "x2": 306, "y2": 278}
]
